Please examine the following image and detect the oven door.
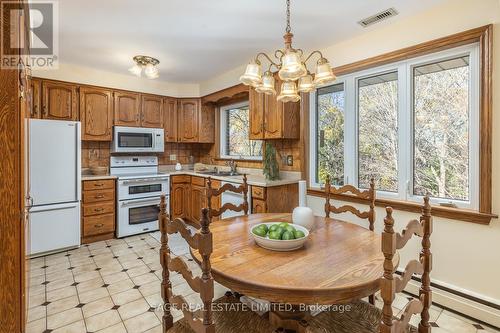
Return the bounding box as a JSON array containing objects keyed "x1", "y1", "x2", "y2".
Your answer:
[
  {"x1": 117, "y1": 196, "x2": 168, "y2": 238},
  {"x1": 118, "y1": 177, "x2": 170, "y2": 200}
]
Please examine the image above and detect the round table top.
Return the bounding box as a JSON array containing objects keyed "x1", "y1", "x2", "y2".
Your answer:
[{"x1": 191, "y1": 213, "x2": 386, "y2": 305}]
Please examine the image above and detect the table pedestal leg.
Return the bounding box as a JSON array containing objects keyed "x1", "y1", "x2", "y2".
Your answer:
[{"x1": 269, "y1": 304, "x2": 310, "y2": 333}]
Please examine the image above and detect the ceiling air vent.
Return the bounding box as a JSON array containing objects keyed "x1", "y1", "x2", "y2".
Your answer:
[{"x1": 358, "y1": 8, "x2": 398, "y2": 27}]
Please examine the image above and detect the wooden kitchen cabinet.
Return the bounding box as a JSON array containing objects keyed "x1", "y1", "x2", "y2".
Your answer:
[
  {"x1": 164, "y1": 97, "x2": 177, "y2": 142},
  {"x1": 114, "y1": 91, "x2": 141, "y2": 127},
  {"x1": 29, "y1": 78, "x2": 41, "y2": 118},
  {"x1": 82, "y1": 179, "x2": 116, "y2": 243},
  {"x1": 141, "y1": 95, "x2": 163, "y2": 128},
  {"x1": 80, "y1": 87, "x2": 114, "y2": 141},
  {"x1": 178, "y1": 99, "x2": 200, "y2": 142},
  {"x1": 190, "y1": 179, "x2": 205, "y2": 224},
  {"x1": 41, "y1": 81, "x2": 79, "y2": 120},
  {"x1": 249, "y1": 86, "x2": 265, "y2": 139},
  {"x1": 248, "y1": 79, "x2": 300, "y2": 140},
  {"x1": 171, "y1": 175, "x2": 191, "y2": 220},
  {"x1": 251, "y1": 184, "x2": 299, "y2": 213}
]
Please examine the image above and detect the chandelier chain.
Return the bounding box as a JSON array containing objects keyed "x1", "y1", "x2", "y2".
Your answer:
[{"x1": 285, "y1": 0, "x2": 291, "y2": 33}]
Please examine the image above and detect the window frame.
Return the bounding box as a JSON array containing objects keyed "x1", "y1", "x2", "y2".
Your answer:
[
  {"x1": 310, "y1": 43, "x2": 480, "y2": 209},
  {"x1": 219, "y1": 101, "x2": 262, "y2": 161}
]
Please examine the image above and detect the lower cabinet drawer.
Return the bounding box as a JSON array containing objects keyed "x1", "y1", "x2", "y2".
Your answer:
[
  {"x1": 83, "y1": 189, "x2": 115, "y2": 204},
  {"x1": 252, "y1": 199, "x2": 267, "y2": 213},
  {"x1": 251, "y1": 186, "x2": 266, "y2": 200},
  {"x1": 83, "y1": 214, "x2": 115, "y2": 236},
  {"x1": 83, "y1": 202, "x2": 115, "y2": 217}
]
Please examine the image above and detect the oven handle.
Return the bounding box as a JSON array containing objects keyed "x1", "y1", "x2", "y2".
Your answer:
[
  {"x1": 121, "y1": 177, "x2": 170, "y2": 185},
  {"x1": 120, "y1": 197, "x2": 166, "y2": 207}
]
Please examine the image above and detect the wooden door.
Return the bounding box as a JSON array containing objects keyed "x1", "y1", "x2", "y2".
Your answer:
[
  {"x1": 264, "y1": 90, "x2": 283, "y2": 139},
  {"x1": 41, "y1": 81, "x2": 79, "y2": 120},
  {"x1": 113, "y1": 91, "x2": 141, "y2": 127},
  {"x1": 249, "y1": 87, "x2": 265, "y2": 139},
  {"x1": 80, "y1": 87, "x2": 113, "y2": 141},
  {"x1": 141, "y1": 95, "x2": 163, "y2": 128},
  {"x1": 190, "y1": 184, "x2": 206, "y2": 223},
  {"x1": 163, "y1": 98, "x2": 177, "y2": 142},
  {"x1": 171, "y1": 183, "x2": 189, "y2": 219},
  {"x1": 178, "y1": 99, "x2": 200, "y2": 142},
  {"x1": 29, "y1": 78, "x2": 41, "y2": 118},
  {"x1": 199, "y1": 103, "x2": 215, "y2": 143}
]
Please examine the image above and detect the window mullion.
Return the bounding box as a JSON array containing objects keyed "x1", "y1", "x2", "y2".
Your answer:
[
  {"x1": 398, "y1": 63, "x2": 411, "y2": 201},
  {"x1": 344, "y1": 76, "x2": 356, "y2": 186}
]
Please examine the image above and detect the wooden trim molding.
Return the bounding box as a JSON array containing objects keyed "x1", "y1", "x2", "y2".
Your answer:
[
  {"x1": 306, "y1": 25, "x2": 495, "y2": 224},
  {"x1": 308, "y1": 189, "x2": 497, "y2": 225},
  {"x1": 201, "y1": 83, "x2": 249, "y2": 105}
]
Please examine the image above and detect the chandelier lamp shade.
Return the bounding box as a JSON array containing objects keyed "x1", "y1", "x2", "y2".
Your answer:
[
  {"x1": 240, "y1": 0, "x2": 336, "y2": 102},
  {"x1": 128, "y1": 55, "x2": 160, "y2": 79}
]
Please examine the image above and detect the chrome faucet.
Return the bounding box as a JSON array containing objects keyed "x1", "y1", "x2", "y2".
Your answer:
[{"x1": 227, "y1": 159, "x2": 237, "y2": 175}]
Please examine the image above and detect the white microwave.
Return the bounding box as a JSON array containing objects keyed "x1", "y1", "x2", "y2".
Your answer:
[{"x1": 112, "y1": 126, "x2": 164, "y2": 153}]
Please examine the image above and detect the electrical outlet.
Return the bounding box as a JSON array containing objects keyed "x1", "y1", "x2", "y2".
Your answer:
[
  {"x1": 169, "y1": 154, "x2": 177, "y2": 161},
  {"x1": 286, "y1": 155, "x2": 293, "y2": 166}
]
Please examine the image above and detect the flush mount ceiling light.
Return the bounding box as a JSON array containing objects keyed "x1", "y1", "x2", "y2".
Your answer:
[
  {"x1": 240, "y1": 0, "x2": 336, "y2": 102},
  {"x1": 128, "y1": 55, "x2": 160, "y2": 79}
]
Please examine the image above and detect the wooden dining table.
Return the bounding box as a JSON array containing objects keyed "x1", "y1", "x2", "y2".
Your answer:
[{"x1": 190, "y1": 213, "x2": 388, "y2": 332}]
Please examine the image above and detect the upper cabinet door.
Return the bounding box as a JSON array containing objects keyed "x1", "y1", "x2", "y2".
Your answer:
[
  {"x1": 249, "y1": 87, "x2": 265, "y2": 139},
  {"x1": 80, "y1": 87, "x2": 113, "y2": 141},
  {"x1": 114, "y1": 91, "x2": 141, "y2": 127},
  {"x1": 141, "y1": 95, "x2": 163, "y2": 128},
  {"x1": 178, "y1": 99, "x2": 200, "y2": 142},
  {"x1": 41, "y1": 81, "x2": 79, "y2": 120},
  {"x1": 199, "y1": 103, "x2": 215, "y2": 143},
  {"x1": 264, "y1": 91, "x2": 282, "y2": 139},
  {"x1": 29, "y1": 78, "x2": 41, "y2": 119},
  {"x1": 163, "y1": 98, "x2": 177, "y2": 142}
]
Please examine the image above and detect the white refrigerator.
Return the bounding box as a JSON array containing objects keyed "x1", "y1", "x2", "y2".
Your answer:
[{"x1": 28, "y1": 119, "x2": 81, "y2": 256}]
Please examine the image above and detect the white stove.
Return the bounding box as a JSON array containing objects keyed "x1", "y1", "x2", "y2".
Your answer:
[{"x1": 110, "y1": 156, "x2": 170, "y2": 238}]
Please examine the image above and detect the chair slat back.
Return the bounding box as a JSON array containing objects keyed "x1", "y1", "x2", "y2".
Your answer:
[
  {"x1": 380, "y1": 196, "x2": 433, "y2": 333},
  {"x1": 324, "y1": 175, "x2": 376, "y2": 231},
  {"x1": 207, "y1": 175, "x2": 249, "y2": 220},
  {"x1": 159, "y1": 194, "x2": 215, "y2": 333}
]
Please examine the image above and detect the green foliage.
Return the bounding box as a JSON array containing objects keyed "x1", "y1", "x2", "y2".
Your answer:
[{"x1": 263, "y1": 142, "x2": 280, "y2": 181}]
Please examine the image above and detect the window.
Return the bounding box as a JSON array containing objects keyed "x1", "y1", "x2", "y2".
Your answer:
[
  {"x1": 310, "y1": 43, "x2": 479, "y2": 209},
  {"x1": 358, "y1": 72, "x2": 399, "y2": 192},
  {"x1": 316, "y1": 83, "x2": 345, "y2": 186},
  {"x1": 220, "y1": 101, "x2": 262, "y2": 159}
]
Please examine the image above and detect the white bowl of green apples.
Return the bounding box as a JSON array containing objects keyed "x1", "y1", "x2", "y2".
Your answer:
[{"x1": 250, "y1": 222, "x2": 309, "y2": 251}]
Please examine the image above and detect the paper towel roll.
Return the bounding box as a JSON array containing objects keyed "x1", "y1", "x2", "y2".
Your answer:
[{"x1": 298, "y1": 180, "x2": 307, "y2": 207}]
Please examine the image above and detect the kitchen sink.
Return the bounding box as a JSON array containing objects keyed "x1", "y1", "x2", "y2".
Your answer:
[{"x1": 197, "y1": 170, "x2": 241, "y2": 177}]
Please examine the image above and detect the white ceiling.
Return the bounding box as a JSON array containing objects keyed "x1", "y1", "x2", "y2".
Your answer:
[{"x1": 55, "y1": 0, "x2": 446, "y2": 83}]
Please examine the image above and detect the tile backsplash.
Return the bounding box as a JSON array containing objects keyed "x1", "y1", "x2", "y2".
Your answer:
[{"x1": 82, "y1": 140, "x2": 301, "y2": 172}]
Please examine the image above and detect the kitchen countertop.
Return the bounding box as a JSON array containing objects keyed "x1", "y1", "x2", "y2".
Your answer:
[
  {"x1": 81, "y1": 174, "x2": 118, "y2": 181},
  {"x1": 165, "y1": 170, "x2": 301, "y2": 187},
  {"x1": 81, "y1": 166, "x2": 302, "y2": 187}
]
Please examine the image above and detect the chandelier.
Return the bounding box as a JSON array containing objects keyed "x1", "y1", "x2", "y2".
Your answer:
[
  {"x1": 240, "y1": 0, "x2": 336, "y2": 102},
  {"x1": 128, "y1": 55, "x2": 160, "y2": 79}
]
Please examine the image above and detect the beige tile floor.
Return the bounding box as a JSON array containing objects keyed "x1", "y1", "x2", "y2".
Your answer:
[{"x1": 26, "y1": 233, "x2": 500, "y2": 333}]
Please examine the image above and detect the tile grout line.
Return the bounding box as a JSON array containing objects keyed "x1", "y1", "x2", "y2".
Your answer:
[
  {"x1": 103, "y1": 238, "x2": 130, "y2": 333},
  {"x1": 69, "y1": 247, "x2": 87, "y2": 333}
]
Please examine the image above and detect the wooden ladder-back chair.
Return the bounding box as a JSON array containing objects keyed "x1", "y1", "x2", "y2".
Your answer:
[
  {"x1": 304, "y1": 197, "x2": 432, "y2": 333},
  {"x1": 159, "y1": 195, "x2": 274, "y2": 333},
  {"x1": 380, "y1": 196, "x2": 433, "y2": 333},
  {"x1": 324, "y1": 175, "x2": 376, "y2": 231},
  {"x1": 206, "y1": 175, "x2": 249, "y2": 222}
]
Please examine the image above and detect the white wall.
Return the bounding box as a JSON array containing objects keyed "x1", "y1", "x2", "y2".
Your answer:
[
  {"x1": 200, "y1": 0, "x2": 500, "y2": 323},
  {"x1": 32, "y1": 63, "x2": 200, "y2": 97}
]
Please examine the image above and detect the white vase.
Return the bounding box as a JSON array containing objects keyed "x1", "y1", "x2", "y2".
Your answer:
[{"x1": 292, "y1": 206, "x2": 314, "y2": 231}]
